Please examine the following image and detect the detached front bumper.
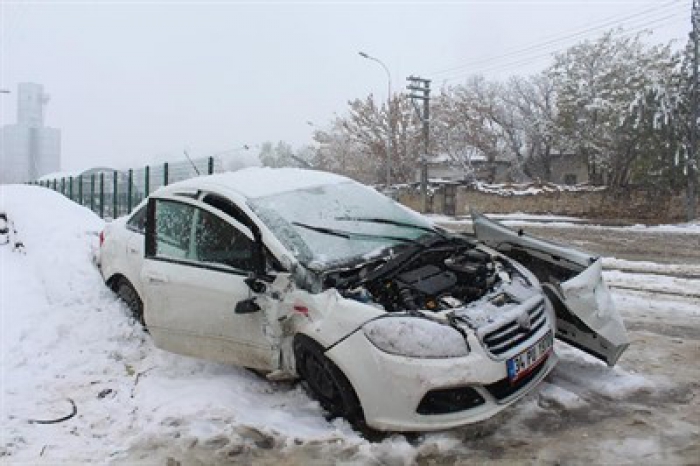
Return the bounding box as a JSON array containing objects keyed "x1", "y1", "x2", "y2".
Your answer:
[{"x1": 325, "y1": 328, "x2": 557, "y2": 432}]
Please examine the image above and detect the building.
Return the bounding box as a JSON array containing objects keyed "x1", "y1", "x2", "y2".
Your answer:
[
  {"x1": 421, "y1": 151, "x2": 590, "y2": 186},
  {"x1": 0, "y1": 83, "x2": 61, "y2": 184},
  {"x1": 419, "y1": 153, "x2": 512, "y2": 184}
]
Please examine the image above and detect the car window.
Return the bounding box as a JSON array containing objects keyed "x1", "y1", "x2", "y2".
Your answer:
[
  {"x1": 202, "y1": 193, "x2": 249, "y2": 227},
  {"x1": 154, "y1": 200, "x2": 196, "y2": 260},
  {"x1": 126, "y1": 205, "x2": 147, "y2": 233},
  {"x1": 194, "y1": 209, "x2": 255, "y2": 271}
]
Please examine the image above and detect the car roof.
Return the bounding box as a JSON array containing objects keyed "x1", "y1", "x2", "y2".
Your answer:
[{"x1": 153, "y1": 167, "x2": 353, "y2": 200}]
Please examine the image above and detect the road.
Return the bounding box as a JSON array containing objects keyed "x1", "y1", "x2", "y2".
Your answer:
[
  {"x1": 434, "y1": 218, "x2": 700, "y2": 266},
  {"x1": 498, "y1": 224, "x2": 700, "y2": 266}
]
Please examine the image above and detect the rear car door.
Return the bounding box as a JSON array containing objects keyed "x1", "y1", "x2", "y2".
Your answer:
[
  {"x1": 472, "y1": 213, "x2": 629, "y2": 366},
  {"x1": 141, "y1": 196, "x2": 276, "y2": 370}
]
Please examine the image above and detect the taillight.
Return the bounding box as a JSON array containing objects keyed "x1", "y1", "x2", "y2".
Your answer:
[{"x1": 99, "y1": 230, "x2": 105, "y2": 247}]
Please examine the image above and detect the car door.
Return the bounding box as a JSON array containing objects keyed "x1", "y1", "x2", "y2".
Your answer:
[
  {"x1": 141, "y1": 196, "x2": 277, "y2": 371},
  {"x1": 472, "y1": 212, "x2": 629, "y2": 366}
]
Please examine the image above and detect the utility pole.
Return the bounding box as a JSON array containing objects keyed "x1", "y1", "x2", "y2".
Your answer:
[
  {"x1": 689, "y1": 0, "x2": 699, "y2": 220},
  {"x1": 407, "y1": 76, "x2": 431, "y2": 212}
]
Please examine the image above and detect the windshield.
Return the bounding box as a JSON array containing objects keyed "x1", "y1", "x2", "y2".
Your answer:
[{"x1": 248, "y1": 181, "x2": 437, "y2": 268}]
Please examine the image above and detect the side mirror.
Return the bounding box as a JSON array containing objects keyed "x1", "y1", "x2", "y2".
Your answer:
[
  {"x1": 235, "y1": 298, "x2": 261, "y2": 314},
  {"x1": 245, "y1": 275, "x2": 266, "y2": 294}
]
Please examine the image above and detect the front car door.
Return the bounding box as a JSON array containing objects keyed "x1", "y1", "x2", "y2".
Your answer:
[
  {"x1": 141, "y1": 194, "x2": 277, "y2": 370},
  {"x1": 472, "y1": 212, "x2": 630, "y2": 366}
]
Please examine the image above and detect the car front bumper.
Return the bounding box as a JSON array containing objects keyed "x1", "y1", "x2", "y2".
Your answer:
[{"x1": 325, "y1": 328, "x2": 558, "y2": 432}]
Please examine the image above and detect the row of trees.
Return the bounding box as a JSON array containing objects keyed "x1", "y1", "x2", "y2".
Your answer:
[{"x1": 260, "y1": 28, "x2": 697, "y2": 189}]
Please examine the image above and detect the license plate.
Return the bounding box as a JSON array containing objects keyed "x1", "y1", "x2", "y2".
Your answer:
[{"x1": 507, "y1": 331, "x2": 553, "y2": 383}]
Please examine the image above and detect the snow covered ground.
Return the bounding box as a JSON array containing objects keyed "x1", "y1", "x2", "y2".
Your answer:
[{"x1": 2, "y1": 186, "x2": 698, "y2": 465}]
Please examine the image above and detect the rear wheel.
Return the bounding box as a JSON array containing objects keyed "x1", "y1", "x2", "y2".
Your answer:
[
  {"x1": 294, "y1": 335, "x2": 375, "y2": 436},
  {"x1": 115, "y1": 278, "x2": 145, "y2": 327}
]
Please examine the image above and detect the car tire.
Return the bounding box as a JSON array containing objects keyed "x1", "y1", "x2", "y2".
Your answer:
[
  {"x1": 294, "y1": 335, "x2": 377, "y2": 436},
  {"x1": 115, "y1": 278, "x2": 145, "y2": 328}
]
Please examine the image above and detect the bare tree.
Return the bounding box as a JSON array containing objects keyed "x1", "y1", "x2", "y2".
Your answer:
[{"x1": 313, "y1": 94, "x2": 422, "y2": 184}]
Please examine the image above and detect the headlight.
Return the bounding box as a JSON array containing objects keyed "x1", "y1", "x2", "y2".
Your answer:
[{"x1": 363, "y1": 317, "x2": 469, "y2": 358}]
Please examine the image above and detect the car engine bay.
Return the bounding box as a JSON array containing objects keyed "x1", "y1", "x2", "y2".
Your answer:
[{"x1": 322, "y1": 236, "x2": 533, "y2": 314}]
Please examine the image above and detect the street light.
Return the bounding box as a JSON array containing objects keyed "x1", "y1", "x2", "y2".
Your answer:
[{"x1": 359, "y1": 51, "x2": 392, "y2": 188}]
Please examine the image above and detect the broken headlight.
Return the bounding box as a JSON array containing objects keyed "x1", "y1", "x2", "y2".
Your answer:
[{"x1": 363, "y1": 317, "x2": 469, "y2": 358}]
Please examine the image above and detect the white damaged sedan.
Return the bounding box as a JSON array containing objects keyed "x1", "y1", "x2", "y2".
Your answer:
[{"x1": 98, "y1": 168, "x2": 629, "y2": 433}]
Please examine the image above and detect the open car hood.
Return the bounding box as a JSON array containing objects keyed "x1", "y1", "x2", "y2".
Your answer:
[{"x1": 472, "y1": 212, "x2": 629, "y2": 366}]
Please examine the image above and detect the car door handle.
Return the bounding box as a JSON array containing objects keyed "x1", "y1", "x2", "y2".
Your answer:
[
  {"x1": 128, "y1": 247, "x2": 139, "y2": 255},
  {"x1": 144, "y1": 272, "x2": 169, "y2": 284}
]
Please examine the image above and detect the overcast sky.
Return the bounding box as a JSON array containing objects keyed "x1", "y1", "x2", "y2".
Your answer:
[{"x1": 0, "y1": 0, "x2": 691, "y2": 172}]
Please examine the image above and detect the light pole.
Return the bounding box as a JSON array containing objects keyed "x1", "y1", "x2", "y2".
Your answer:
[{"x1": 359, "y1": 51, "x2": 392, "y2": 188}]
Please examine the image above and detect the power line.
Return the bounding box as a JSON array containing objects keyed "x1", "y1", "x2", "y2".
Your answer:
[
  {"x1": 438, "y1": 12, "x2": 688, "y2": 83},
  {"x1": 429, "y1": 0, "x2": 686, "y2": 78}
]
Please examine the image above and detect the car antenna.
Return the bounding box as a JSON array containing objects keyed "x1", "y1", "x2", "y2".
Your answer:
[{"x1": 183, "y1": 149, "x2": 201, "y2": 176}]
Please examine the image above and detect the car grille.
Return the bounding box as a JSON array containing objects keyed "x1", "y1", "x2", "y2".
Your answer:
[{"x1": 481, "y1": 302, "x2": 548, "y2": 357}]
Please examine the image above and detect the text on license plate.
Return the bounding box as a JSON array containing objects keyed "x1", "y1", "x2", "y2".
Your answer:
[{"x1": 506, "y1": 331, "x2": 553, "y2": 383}]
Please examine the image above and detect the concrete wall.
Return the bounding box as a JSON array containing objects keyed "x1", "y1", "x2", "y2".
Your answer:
[{"x1": 396, "y1": 184, "x2": 689, "y2": 224}]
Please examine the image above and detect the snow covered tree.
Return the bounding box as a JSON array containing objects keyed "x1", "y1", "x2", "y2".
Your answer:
[
  {"x1": 259, "y1": 141, "x2": 295, "y2": 168},
  {"x1": 432, "y1": 77, "x2": 504, "y2": 182},
  {"x1": 431, "y1": 74, "x2": 560, "y2": 183},
  {"x1": 502, "y1": 74, "x2": 560, "y2": 182},
  {"x1": 549, "y1": 30, "x2": 679, "y2": 187}
]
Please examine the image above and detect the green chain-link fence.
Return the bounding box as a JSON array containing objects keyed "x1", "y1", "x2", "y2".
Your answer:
[{"x1": 28, "y1": 156, "x2": 221, "y2": 219}]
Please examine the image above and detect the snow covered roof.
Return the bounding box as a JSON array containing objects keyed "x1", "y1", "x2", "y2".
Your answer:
[{"x1": 159, "y1": 167, "x2": 352, "y2": 199}]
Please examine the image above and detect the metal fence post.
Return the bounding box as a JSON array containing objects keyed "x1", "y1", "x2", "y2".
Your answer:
[
  {"x1": 145, "y1": 165, "x2": 150, "y2": 196},
  {"x1": 113, "y1": 171, "x2": 118, "y2": 219},
  {"x1": 90, "y1": 174, "x2": 95, "y2": 212},
  {"x1": 164, "y1": 162, "x2": 169, "y2": 186},
  {"x1": 69, "y1": 177, "x2": 74, "y2": 200},
  {"x1": 61, "y1": 177, "x2": 65, "y2": 196},
  {"x1": 208, "y1": 156, "x2": 214, "y2": 175},
  {"x1": 127, "y1": 169, "x2": 133, "y2": 213},
  {"x1": 78, "y1": 175, "x2": 83, "y2": 205},
  {"x1": 99, "y1": 172, "x2": 105, "y2": 219}
]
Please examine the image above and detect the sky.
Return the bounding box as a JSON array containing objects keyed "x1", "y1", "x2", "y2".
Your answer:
[{"x1": 0, "y1": 0, "x2": 692, "y2": 172}]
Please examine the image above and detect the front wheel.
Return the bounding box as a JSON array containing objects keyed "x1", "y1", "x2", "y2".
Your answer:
[{"x1": 294, "y1": 335, "x2": 373, "y2": 434}]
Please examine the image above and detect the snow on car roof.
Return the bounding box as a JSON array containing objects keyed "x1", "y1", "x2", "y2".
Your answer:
[{"x1": 159, "y1": 167, "x2": 352, "y2": 199}]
